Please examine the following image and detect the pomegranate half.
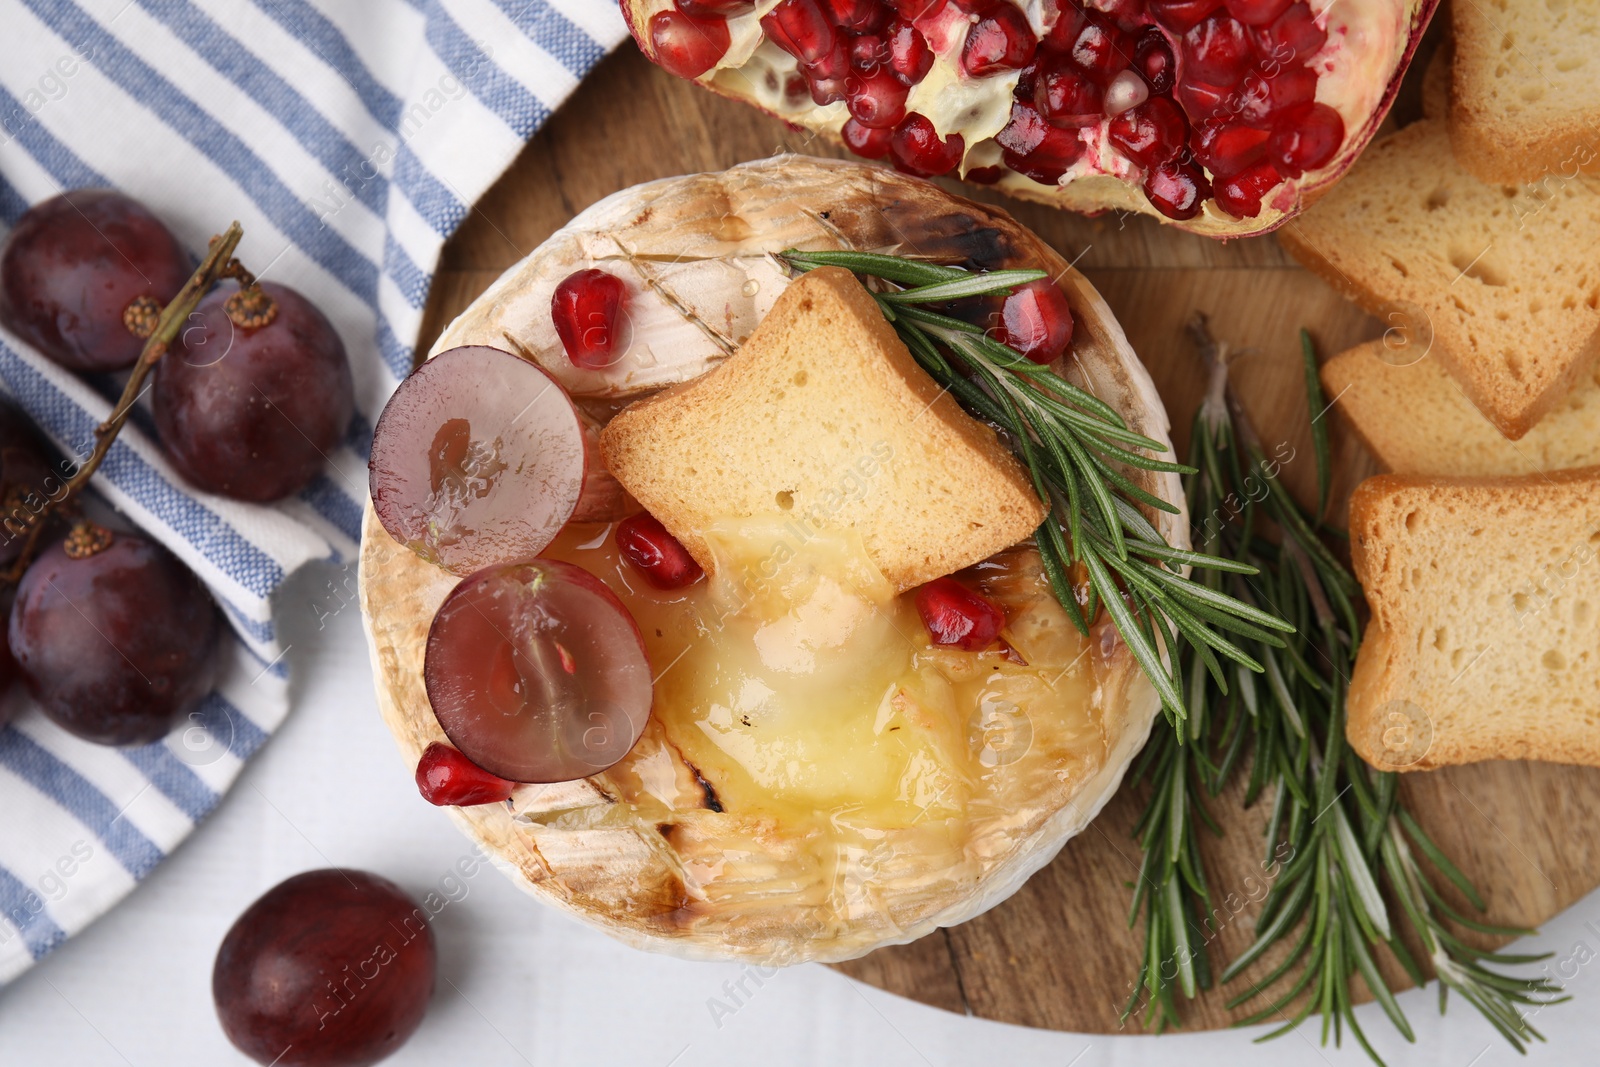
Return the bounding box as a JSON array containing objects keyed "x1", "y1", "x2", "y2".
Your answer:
[{"x1": 621, "y1": 0, "x2": 1439, "y2": 237}]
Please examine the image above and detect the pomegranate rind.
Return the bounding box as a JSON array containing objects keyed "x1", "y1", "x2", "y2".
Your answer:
[
  {"x1": 620, "y1": 0, "x2": 1440, "y2": 238},
  {"x1": 361, "y1": 157, "x2": 1184, "y2": 965}
]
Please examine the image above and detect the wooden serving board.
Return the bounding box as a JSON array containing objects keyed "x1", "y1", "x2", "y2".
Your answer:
[{"x1": 417, "y1": 35, "x2": 1600, "y2": 1034}]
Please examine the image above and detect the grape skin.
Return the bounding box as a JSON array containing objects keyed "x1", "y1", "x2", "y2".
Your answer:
[
  {"x1": 0, "y1": 190, "x2": 189, "y2": 372},
  {"x1": 9, "y1": 529, "x2": 221, "y2": 746},
  {"x1": 156, "y1": 282, "x2": 354, "y2": 503},
  {"x1": 213, "y1": 869, "x2": 436, "y2": 1067}
]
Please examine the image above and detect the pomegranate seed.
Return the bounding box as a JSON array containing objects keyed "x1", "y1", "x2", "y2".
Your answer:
[
  {"x1": 966, "y1": 165, "x2": 1005, "y2": 183},
  {"x1": 1147, "y1": 0, "x2": 1221, "y2": 33},
  {"x1": 1250, "y1": 2, "x2": 1325, "y2": 67},
  {"x1": 1183, "y1": 12, "x2": 1254, "y2": 87},
  {"x1": 1043, "y1": 3, "x2": 1087, "y2": 51},
  {"x1": 1035, "y1": 62, "x2": 1105, "y2": 128},
  {"x1": 843, "y1": 116, "x2": 896, "y2": 156},
  {"x1": 1212, "y1": 159, "x2": 1283, "y2": 217},
  {"x1": 887, "y1": 19, "x2": 934, "y2": 84},
  {"x1": 1131, "y1": 27, "x2": 1176, "y2": 94},
  {"x1": 846, "y1": 67, "x2": 910, "y2": 128},
  {"x1": 805, "y1": 42, "x2": 851, "y2": 104},
  {"x1": 827, "y1": 0, "x2": 891, "y2": 32},
  {"x1": 1176, "y1": 78, "x2": 1236, "y2": 122},
  {"x1": 676, "y1": 0, "x2": 755, "y2": 15},
  {"x1": 962, "y1": 2, "x2": 1038, "y2": 76},
  {"x1": 890, "y1": 113, "x2": 965, "y2": 176},
  {"x1": 892, "y1": 0, "x2": 944, "y2": 16},
  {"x1": 1090, "y1": 0, "x2": 1149, "y2": 30},
  {"x1": 648, "y1": 11, "x2": 730, "y2": 80},
  {"x1": 1144, "y1": 160, "x2": 1212, "y2": 219},
  {"x1": 1269, "y1": 101, "x2": 1344, "y2": 174},
  {"x1": 1235, "y1": 65, "x2": 1316, "y2": 125},
  {"x1": 552, "y1": 269, "x2": 628, "y2": 370},
  {"x1": 1108, "y1": 96, "x2": 1188, "y2": 167},
  {"x1": 851, "y1": 33, "x2": 890, "y2": 70},
  {"x1": 617, "y1": 512, "x2": 703, "y2": 589},
  {"x1": 762, "y1": 0, "x2": 837, "y2": 63},
  {"x1": 999, "y1": 279, "x2": 1074, "y2": 363},
  {"x1": 1103, "y1": 69, "x2": 1150, "y2": 116},
  {"x1": 916, "y1": 577, "x2": 1005, "y2": 651},
  {"x1": 997, "y1": 99, "x2": 1086, "y2": 184},
  {"x1": 1192, "y1": 121, "x2": 1270, "y2": 175},
  {"x1": 1067, "y1": 16, "x2": 1132, "y2": 83},
  {"x1": 416, "y1": 742, "x2": 516, "y2": 806},
  {"x1": 1224, "y1": 0, "x2": 1290, "y2": 25}
]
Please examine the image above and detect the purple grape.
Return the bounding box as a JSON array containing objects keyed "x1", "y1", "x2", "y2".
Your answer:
[
  {"x1": 10, "y1": 524, "x2": 220, "y2": 745},
  {"x1": 213, "y1": 869, "x2": 436, "y2": 1067},
  {"x1": 0, "y1": 190, "x2": 189, "y2": 372},
  {"x1": 155, "y1": 281, "x2": 353, "y2": 502}
]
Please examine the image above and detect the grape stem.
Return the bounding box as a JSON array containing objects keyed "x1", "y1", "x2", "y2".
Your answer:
[{"x1": 2, "y1": 223, "x2": 248, "y2": 583}]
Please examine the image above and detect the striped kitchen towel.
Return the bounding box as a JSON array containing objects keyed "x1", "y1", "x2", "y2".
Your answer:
[{"x1": 0, "y1": 0, "x2": 627, "y2": 984}]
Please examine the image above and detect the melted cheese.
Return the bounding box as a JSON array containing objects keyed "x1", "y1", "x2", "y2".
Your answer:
[{"x1": 542, "y1": 518, "x2": 1109, "y2": 838}]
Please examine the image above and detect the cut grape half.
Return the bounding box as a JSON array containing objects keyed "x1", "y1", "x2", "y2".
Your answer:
[
  {"x1": 425, "y1": 558, "x2": 653, "y2": 783},
  {"x1": 370, "y1": 345, "x2": 588, "y2": 574}
]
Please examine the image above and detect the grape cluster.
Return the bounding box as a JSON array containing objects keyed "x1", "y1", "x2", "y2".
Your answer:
[
  {"x1": 0, "y1": 187, "x2": 358, "y2": 747},
  {"x1": 0, "y1": 189, "x2": 354, "y2": 504}
]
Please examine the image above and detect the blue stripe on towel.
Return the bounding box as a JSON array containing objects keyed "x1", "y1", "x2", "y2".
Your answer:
[
  {"x1": 120, "y1": 746, "x2": 220, "y2": 823},
  {"x1": 0, "y1": 730, "x2": 164, "y2": 881},
  {"x1": 0, "y1": 865, "x2": 67, "y2": 960},
  {"x1": 132, "y1": 0, "x2": 391, "y2": 218},
  {"x1": 19, "y1": 0, "x2": 382, "y2": 307},
  {"x1": 190, "y1": 694, "x2": 271, "y2": 762},
  {"x1": 0, "y1": 84, "x2": 108, "y2": 189},
  {"x1": 492, "y1": 0, "x2": 607, "y2": 76}
]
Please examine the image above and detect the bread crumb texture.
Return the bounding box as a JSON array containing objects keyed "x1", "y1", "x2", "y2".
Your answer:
[
  {"x1": 599, "y1": 267, "x2": 1048, "y2": 592},
  {"x1": 1347, "y1": 467, "x2": 1600, "y2": 770},
  {"x1": 1283, "y1": 120, "x2": 1600, "y2": 440},
  {"x1": 1323, "y1": 340, "x2": 1600, "y2": 476},
  {"x1": 1450, "y1": 0, "x2": 1600, "y2": 183}
]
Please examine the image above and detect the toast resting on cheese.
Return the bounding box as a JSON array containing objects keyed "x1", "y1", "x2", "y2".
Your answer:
[
  {"x1": 1348, "y1": 467, "x2": 1600, "y2": 771},
  {"x1": 1281, "y1": 120, "x2": 1600, "y2": 441},
  {"x1": 600, "y1": 267, "x2": 1047, "y2": 593},
  {"x1": 1324, "y1": 340, "x2": 1600, "y2": 477}
]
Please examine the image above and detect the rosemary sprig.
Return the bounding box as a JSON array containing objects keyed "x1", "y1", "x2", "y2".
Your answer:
[
  {"x1": 1123, "y1": 318, "x2": 1566, "y2": 1062},
  {"x1": 778, "y1": 249, "x2": 1291, "y2": 722}
]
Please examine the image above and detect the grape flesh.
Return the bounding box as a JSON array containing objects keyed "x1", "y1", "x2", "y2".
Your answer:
[
  {"x1": 213, "y1": 869, "x2": 436, "y2": 1067},
  {"x1": 369, "y1": 345, "x2": 588, "y2": 575},
  {"x1": 9, "y1": 527, "x2": 220, "y2": 745},
  {"x1": 155, "y1": 282, "x2": 353, "y2": 503},
  {"x1": 425, "y1": 558, "x2": 652, "y2": 783},
  {"x1": 0, "y1": 190, "x2": 189, "y2": 372}
]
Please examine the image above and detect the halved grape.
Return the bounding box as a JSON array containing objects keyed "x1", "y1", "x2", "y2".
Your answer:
[
  {"x1": 425, "y1": 559, "x2": 652, "y2": 783},
  {"x1": 369, "y1": 345, "x2": 588, "y2": 574}
]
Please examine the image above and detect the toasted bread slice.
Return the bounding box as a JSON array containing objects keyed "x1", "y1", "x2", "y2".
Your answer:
[
  {"x1": 599, "y1": 267, "x2": 1047, "y2": 593},
  {"x1": 1449, "y1": 0, "x2": 1600, "y2": 184},
  {"x1": 1324, "y1": 340, "x2": 1600, "y2": 476},
  {"x1": 1347, "y1": 467, "x2": 1600, "y2": 771},
  {"x1": 1281, "y1": 120, "x2": 1600, "y2": 440}
]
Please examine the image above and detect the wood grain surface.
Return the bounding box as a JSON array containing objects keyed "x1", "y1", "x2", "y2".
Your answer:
[{"x1": 415, "y1": 33, "x2": 1600, "y2": 1034}]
